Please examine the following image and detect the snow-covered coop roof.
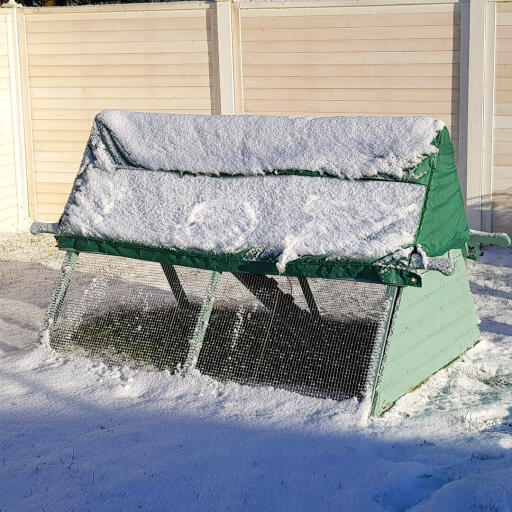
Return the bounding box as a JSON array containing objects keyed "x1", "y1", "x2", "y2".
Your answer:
[{"x1": 52, "y1": 110, "x2": 469, "y2": 287}]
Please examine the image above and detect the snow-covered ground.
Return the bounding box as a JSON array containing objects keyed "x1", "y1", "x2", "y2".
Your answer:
[{"x1": 0, "y1": 232, "x2": 511, "y2": 512}]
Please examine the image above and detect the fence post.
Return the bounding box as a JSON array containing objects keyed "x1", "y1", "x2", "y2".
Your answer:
[
  {"x1": 2, "y1": 1, "x2": 29, "y2": 229},
  {"x1": 465, "y1": 0, "x2": 495, "y2": 231},
  {"x1": 458, "y1": 2, "x2": 469, "y2": 206},
  {"x1": 231, "y1": 1, "x2": 243, "y2": 114},
  {"x1": 482, "y1": 2, "x2": 496, "y2": 233},
  {"x1": 214, "y1": 0, "x2": 242, "y2": 115}
]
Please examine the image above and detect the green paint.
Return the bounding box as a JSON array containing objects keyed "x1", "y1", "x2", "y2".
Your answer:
[
  {"x1": 183, "y1": 271, "x2": 222, "y2": 371},
  {"x1": 52, "y1": 128, "x2": 471, "y2": 289},
  {"x1": 368, "y1": 285, "x2": 400, "y2": 406},
  {"x1": 56, "y1": 235, "x2": 422, "y2": 287},
  {"x1": 38, "y1": 251, "x2": 79, "y2": 344},
  {"x1": 413, "y1": 128, "x2": 469, "y2": 257},
  {"x1": 370, "y1": 249, "x2": 480, "y2": 416}
]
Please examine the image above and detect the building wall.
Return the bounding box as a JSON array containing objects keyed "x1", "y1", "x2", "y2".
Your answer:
[{"x1": 493, "y1": 2, "x2": 512, "y2": 235}]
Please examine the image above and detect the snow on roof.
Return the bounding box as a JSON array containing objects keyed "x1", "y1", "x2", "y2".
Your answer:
[
  {"x1": 91, "y1": 110, "x2": 444, "y2": 180},
  {"x1": 60, "y1": 169, "x2": 425, "y2": 270}
]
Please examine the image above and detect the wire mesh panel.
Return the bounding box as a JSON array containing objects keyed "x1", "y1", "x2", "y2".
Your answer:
[
  {"x1": 50, "y1": 253, "x2": 213, "y2": 371},
  {"x1": 49, "y1": 252, "x2": 395, "y2": 400},
  {"x1": 197, "y1": 273, "x2": 395, "y2": 400}
]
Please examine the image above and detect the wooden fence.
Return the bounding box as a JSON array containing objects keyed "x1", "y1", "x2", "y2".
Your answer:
[{"x1": 0, "y1": 0, "x2": 510, "y2": 236}]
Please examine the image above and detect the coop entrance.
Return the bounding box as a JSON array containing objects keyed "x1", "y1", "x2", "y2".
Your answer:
[{"x1": 46, "y1": 252, "x2": 397, "y2": 401}]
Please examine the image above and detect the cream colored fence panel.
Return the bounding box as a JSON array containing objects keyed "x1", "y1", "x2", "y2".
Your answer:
[
  {"x1": 493, "y1": 2, "x2": 512, "y2": 235},
  {"x1": 1, "y1": 0, "x2": 507, "y2": 232},
  {"x1": 24, "y1": 3, "x2": 217, "y2": 221},
  {"x1": 240, "y1": 3, "x2": 461, "y2": 161},
  {"x1": 0, "y1": 11, "x2": 18, "y2": 231}
]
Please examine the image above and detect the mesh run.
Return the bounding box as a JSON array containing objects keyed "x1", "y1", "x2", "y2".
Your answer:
[
  {"x1": 49, "y1": 253, "x2": 395, "y2": 399},
  {"x1": 50, "y1": 253, "x2": 212, "y2": 371},
  {"x1": 198, "y1": 273, "x2": 393, "y2": 400}
]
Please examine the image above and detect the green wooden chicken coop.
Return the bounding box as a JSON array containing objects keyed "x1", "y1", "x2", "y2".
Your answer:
[{"x1": 32, "y1": 111, "x2": 510, "y2": 415}]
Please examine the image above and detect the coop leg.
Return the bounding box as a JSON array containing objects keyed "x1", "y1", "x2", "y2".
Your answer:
[
  {"x1": 161, "y1": 264, "x2": 189, "y2": 308},
  {"x1": 38, "y1": 251, "x2": 79, "y2": 345},
  {"x1": 368, "y1": 285, "x2": 400, "y2": 415},
  {"x1": 183, "y1": 271, "x2": 222, "y2": 372},
  {"x1": 298, "y1": 277, "x2": 321, "y2": 320}
]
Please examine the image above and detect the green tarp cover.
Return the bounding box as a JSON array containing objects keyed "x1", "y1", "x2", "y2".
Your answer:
[{"x1": 53, "y1": 113, "x2": 469, "y2": 287}]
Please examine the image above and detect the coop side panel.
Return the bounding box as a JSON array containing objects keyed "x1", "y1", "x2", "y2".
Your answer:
[{"x1": 371, "y1": 249, "x2": 480, "y2": 416}]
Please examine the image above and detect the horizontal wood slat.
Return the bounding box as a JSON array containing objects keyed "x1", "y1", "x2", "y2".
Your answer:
[
  {"x1": 32, "y1": 213, "x2": 59, "y2": 222},
  {"x1": 239, "y1": 2, "x2": 461, "y2": 187},
  {"x1": 497, "y1": 13, "x2": 512, "y2": 26},
  {"x1": 36, "y1": 168, "x2": 83, "y2": 180},
  {"x1": 26, "y1": 28, "x2": 210, "y2": 44},
  {"x1": 242, "y1": 12, "x2": 459, "y2": 29},
  {"x1": 30, "y1": 87, "x2": 214, "y2": 100},
  {"x1": 36, "y1": 182, "x2": 74, "y2": 194},
  {"x1": 244, "y1": 99, "x2": 458, "y2": 114},
  {"x1": 493, "y1": 166, "x2": 512, "y2": 180},
  {"x1": 244, "y1": 75, "x2": 457, "y2": 89},
  {"x1": 30, "y1": 75, "x2": 214, "y2": 88},
  {"x1": 243, "y1": 63, "x2": 459, "y2": 77},
  {"x1": 498, "y1": 3, "x2": 512, "y2": 14},
  {"x1": 31, "y1": 98, "x2": 214, "y2": 109},
  {"x1": 28, "y1": 53, "x2": 212, "y2": 66},
  {"x1": 243, "y1": 38, "x2": 458, "y2": 53},
  {"x1": 243, "y1": 51, "x2": 460, "y2": 65},
  {"x1": 243, "y1": 25, "x2": 460, "y2": 41},
  {"x1": 28, "y1": 40, "x2": 211, "y2": 56},
  {"x1": 28, "y1": 64, "x2": 212, "y2": 77},
  {"x1": 30, "y1": 108, "x2": 212, "y2": 120},
  {"x1": 244, "y1": 88, "x2": 459, "y2": 102},
  {"x1": 36, "y1": 192, "x2": 71, "y2": 205},
  {"x1": 492, "y1": 178, "x2": 512, "y2": 193},
  {"x1": 26, "y1": 11, "x2": 210, "y2": 28}
]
